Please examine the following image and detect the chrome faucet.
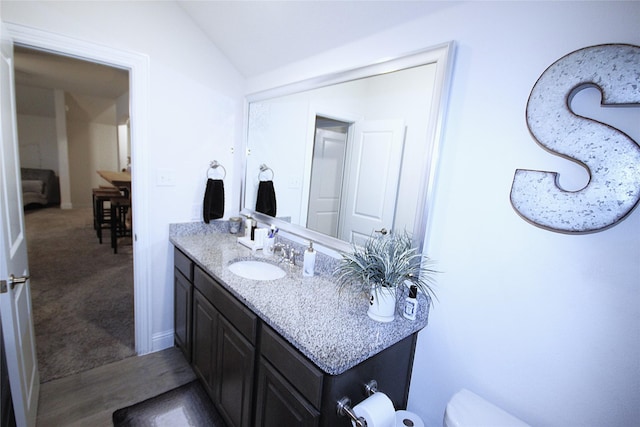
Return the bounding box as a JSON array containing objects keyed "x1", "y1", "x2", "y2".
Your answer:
[
  {"x1": 273, "y1": 243, "x2": 298, "y2": 266},
  {"x1": 273, "y1": 242, "x2": 287, "y2": 258},
  {"x1": 286, "y1": 247, "x2": 300, "y2": 266}
]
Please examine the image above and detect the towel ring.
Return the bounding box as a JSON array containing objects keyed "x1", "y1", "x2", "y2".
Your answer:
[
  {"x1": 207, "y1": 160, "x2": 226, "y2": 180},
  {"x1": 259, "y1": 164, "x2": 274, "y2": 181}
]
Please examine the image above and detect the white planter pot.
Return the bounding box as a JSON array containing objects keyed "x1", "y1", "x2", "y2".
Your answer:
[{"x1": 367, "y1": 286, "x2": 397, "y2": 322}]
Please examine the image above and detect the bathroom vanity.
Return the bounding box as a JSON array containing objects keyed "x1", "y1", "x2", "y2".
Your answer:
[{"x1": 171, "y1": 225, "x2": 429, "y2": 427}]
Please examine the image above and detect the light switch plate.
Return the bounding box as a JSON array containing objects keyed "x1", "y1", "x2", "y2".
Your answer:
[
  {"x1": 288, "y1": 176, "x2": 301, "y2": 189},
  {"x1": 156, "y1": 169, "x2": 176, "y2": 186}
]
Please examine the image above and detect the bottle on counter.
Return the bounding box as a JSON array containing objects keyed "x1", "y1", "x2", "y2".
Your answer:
[
  {"x1": 244, "y1": 216, "x2": 253, "y2": 239},
  {"x1": 403, "y1": 285, "x2": 418, "y2": 321},
  {"x1": 250, "y1": 218, "x2": 257, "y2": 240},
  {"x1": 303, "y1": 241, "x2": 316, "y2": 277}
]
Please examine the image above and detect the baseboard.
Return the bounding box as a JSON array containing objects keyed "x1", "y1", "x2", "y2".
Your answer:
[{"x1": 151, "y1": 330, "x2": 174, "y2": 353}]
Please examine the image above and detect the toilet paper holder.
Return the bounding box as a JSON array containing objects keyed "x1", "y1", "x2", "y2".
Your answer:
[{"x1": 336, "y1": 380, "x2": 379, "y2": 426}]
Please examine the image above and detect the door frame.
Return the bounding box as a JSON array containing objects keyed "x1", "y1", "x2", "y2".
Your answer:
[
  {"x1": 306, "y1": 125, "x2": 349, "y2": 237},
  {"x1": 5, "y1": 23, "x2": 153, "y2": 355},
  {"x1": 302, "y1": 105, "x2": 361, "y2": 226}
]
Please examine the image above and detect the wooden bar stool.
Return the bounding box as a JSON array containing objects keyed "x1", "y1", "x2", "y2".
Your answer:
[
  {"x1": 92, "y1": 188, "x2": 122, "y2": 243},
  {"x1": 110, "y1": 196, "x2": 132, "y2": 254},
  {"x1": 92, "y1": 187, "x2": 120, "y2": 222}
]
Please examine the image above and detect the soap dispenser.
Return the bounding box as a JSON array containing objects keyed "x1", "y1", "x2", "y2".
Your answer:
[
  {"x1": 303, "y1": 242, "x2": 316, "y2": 277},
  {"x1": 403, "y1": 285, "x2": 418, "y2": 321}
]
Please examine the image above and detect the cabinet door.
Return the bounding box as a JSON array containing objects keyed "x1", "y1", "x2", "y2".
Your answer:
[
  {"x1": 255, "y1": 358, "x2": 320, "y2": 427},
  {"x1": 174, "y1": 269, "x2": 192, "y2": 362},
  {"x1": 192, "y1": 289, "x2": 218, "y2": 398},
  {"x1": 214, "y1": 315, "x2": 255, "y2": 427}
]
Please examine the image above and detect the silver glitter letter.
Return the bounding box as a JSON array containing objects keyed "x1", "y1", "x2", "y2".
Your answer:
[{"x1": 511, "y1": 44, "x2": 640, "y2": 233}]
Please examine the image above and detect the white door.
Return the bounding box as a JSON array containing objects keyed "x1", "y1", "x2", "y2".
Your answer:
[
  {"x1": 0, "y1": 25, "x2": 40, "y2": 427},
  {"x1": 306, "y1": 128, "x2": 348, "y2": 237},
  {"x1": 339, "y1": 119, "x2": 406, "y2": 245}
]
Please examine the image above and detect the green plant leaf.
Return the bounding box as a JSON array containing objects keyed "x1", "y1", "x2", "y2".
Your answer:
[{"x1": 334, "y1": 230, "x2": 439, "y2": 307}]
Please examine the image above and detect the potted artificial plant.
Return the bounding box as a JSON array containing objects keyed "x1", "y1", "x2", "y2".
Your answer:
[{"x1": 335, "y1": 231, "x2": 437, "y2": 322}]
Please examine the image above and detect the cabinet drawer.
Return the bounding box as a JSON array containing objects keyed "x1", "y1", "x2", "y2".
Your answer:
[
  {"x1": 174, "y1": 248, "x2": 193, "y2": 281},
  {"x1": 260, "y1": 325, "x2": 323, "y2": 408},
  {"x1": 194, "y1": 266, "x2": 257, "y2": 345},
  {"x1": 255, "y1": 357, "x2": 320, "y2": 427}
]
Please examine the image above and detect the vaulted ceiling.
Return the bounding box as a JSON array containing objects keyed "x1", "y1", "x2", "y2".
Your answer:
[
  {"x1": 176, "y1": 1, "x2": 458, "y2": 77},
  {"x1": 13, "y1": 1, "x2": 457, "y2": 112}
]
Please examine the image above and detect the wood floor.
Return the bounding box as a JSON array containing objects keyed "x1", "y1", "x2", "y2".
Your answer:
[{"x1": 36, "y1": 347, "x2": 195, "y2": 427}]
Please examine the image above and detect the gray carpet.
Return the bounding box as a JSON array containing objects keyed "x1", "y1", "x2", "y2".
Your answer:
[{"x1": 25, "y1": 206, "x2": 135, "y2": 383}]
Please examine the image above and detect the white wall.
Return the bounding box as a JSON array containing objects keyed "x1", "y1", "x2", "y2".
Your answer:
[
  {"x1": 65, "y1": 93, "x2": 118, "y2": 207},
  {"x1": 17, "y1": 114, "x2": 58, "y2": 171},
  {"x1": 248, "y1": 2, "x2": 639, "y2": 426},
  {"x1": 15, "y1": 83, "x2": 58, "y2": 172},
  {"x1": 2, "y1": 0, "x2": 244, "y2": 350},
  {"x1": 66, "y1": 118, "x2": 118, "y2": 207}
]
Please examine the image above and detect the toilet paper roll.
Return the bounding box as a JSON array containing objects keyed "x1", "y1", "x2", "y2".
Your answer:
[
  {"x1": 352, "y1": 392, "x2": 396, "y2": 427},
  {"x1": 395, "y1": 410, "x2": 425, "y2": 427}
]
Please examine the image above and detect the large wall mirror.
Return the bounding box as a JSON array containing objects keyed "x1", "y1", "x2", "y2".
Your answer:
[{"x1": 241, "y1": 42, "x2": 454, "y2": 254}]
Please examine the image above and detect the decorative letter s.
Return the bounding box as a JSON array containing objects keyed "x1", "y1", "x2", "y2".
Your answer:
[{"x1": 510, "y1": 44, "x2": 640, "y2": 233}]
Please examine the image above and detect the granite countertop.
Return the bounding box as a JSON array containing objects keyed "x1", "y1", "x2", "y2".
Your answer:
[{"x1": 169, "y1": 222, "x2": 429, "y2": 375}]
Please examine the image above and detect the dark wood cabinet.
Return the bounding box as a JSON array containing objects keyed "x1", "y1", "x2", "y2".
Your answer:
[
  {"x1": 259, "y1": 325, "x2": 323, "y2": 408},
  {"x1": 192, "y1": 289, "x2": 218, "y2": 397},
  {"x1": 257, "y1": 322, "x2": 416, "y2": 427},
  {"x1": 192, "y1": 289, "x2": 256, "y2": 427},
  {"x1": 214, "y1": 315, "x2": 255, "y2": 427},
  {"x1": 255, "y1": 357, "x2": 320, "y2": 427},
  {"x1": 173, "y1": 249, "x2": 193, "y2": 362},
  {"x1": 174, "y1": 246, "x2": 418, "y2": 427},
  {"x1": 191, "y1": 264, "x2": 257, "y2": 427},
  {"x1": 317, "y1": 333, "x2": 416, "y2": 427}
]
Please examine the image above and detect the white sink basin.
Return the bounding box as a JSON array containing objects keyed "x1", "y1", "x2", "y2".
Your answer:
[{"x1": 227, "y1": 260, "x2": 286, "y2": 281}]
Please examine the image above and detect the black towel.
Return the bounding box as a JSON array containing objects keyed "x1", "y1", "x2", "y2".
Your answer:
[
  {"x1": 255, "y1": 180, "x2": 277, "y2": 217},
  {"x1": 203, "y1": 179, "x2": 224, "y2": 223}
]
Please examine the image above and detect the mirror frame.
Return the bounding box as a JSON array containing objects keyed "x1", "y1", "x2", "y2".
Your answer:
[{"x1": 240, "y1": 41, "x2": 455, "y2": 254}]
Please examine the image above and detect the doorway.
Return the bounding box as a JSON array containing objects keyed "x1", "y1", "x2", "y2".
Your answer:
[
  {"x1": 14, "y1": 45, "x2": 136, "y2": 382},
  {"x1": 6, "y1": 22, "x2": 153, "y2": 359},
  {"x1": 306, "y1": 116, "x2": 350, "y2": 238}
]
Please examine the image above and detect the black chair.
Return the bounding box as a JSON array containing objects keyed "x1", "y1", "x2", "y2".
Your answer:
[
  {"x1": 110, "y1": 196, "x2": 132, "y2": 254},
  {"x1": 92, "y1": 187, "x2": 123, "y2": 243}
]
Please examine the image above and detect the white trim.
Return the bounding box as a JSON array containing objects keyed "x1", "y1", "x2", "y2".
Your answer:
[
  {"x1": 5, "y1": 22, "x2": 153, "y2": 355},
  {"x1": 247, "y1": 42, "x2": 453, "y2": 103},
  {"x1": 151, "y1": 329, "x2": 175, "y2": 352},
  {"x1": 53, "y1": 89, "x2": 72, "y2": 209},
  {"x1": 413, "y1": 42, "x2": 456, "y2": 255}
]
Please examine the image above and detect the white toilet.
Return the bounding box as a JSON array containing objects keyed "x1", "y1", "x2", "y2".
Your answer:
[{"x1": 443, "y1": 389, "x2": 530, "y2": 427}]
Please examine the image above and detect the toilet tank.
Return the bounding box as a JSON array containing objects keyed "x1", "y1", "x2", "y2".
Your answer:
[{"x1": 443, "y1": 389, "x2": 530, "y2": 427}]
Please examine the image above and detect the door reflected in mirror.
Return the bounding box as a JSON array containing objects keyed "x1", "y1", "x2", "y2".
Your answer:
[{"x1": 307, "y1": 117, "x2": 348, "y2": 238}]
